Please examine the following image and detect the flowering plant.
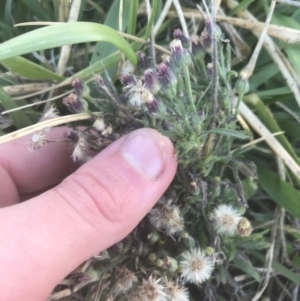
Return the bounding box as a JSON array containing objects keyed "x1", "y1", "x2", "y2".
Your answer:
[{"x1": 44, "y1": 22, "x2": 253, "y2": 301}]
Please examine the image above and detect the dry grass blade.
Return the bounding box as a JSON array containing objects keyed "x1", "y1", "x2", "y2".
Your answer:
[
  {"x1": 166, "y1": 9, "x2": 300, "y2": 43},
  {"x1": 3, "y1": 83, "x2": 52, "y2": 96},
  {"x1": 153, "y1": 0, "x2": 173, "y2": 35},
  {"x1": 226, "y1": 0, "x2": 300, "y2": 109},
  {"x1": 239, "y1": 101, "x2": 300, "y2": 179},
  {"x1": 242, "y1": 0, "x2": 276, "y2": 78},
  {"x1": 1, "y1": 90, "x2": 72, "y2": 114},
  {"x1": 0, "y1": 113, "x2": 94, "y2": 145}
]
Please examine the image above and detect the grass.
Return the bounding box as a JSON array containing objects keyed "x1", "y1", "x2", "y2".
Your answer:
[{"x1": 1, "y1": 0, "x2": 300, "y2": 300}]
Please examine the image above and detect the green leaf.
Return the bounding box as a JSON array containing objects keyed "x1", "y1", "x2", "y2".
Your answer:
[
  {"x1": 229, "y1": 0, "x2": 257, "y2": 16},
  {"x1": 233, "y1": 257, "x2": 261, "y2": 282},
  {"x1": 127, "y1": 0, "x2": 139, "y2": 35},
  {"x1": 244, "y1": 94, "x2": 300, "y2": 164},
  {"x1": 1, "y1": 56, "x2": 64, "y2": 81},
  {"x1": 144, "y1": 0, "x2": 159, "y2": 40},
  {"x1": 0, "y1": 86, "x2": 32, "y2": 129},
  {"x1": 256, "y1": 162, "x2": 300, "y2": 218},
  {"x1": 205, "y1": 128, "x2": 251, "y2": 140},
  {"x1": 0, "y1": 22, "x2": 137, "y2": 65},
  {"x1": 91, "y1": 0, "x2": 132, "y2": 64},
  {"x1": 20, "y1": 0, "x2": 52, "y2": 21},
  {"x1": 253, "y1": 251, "x2": 300, "y2": 285}
]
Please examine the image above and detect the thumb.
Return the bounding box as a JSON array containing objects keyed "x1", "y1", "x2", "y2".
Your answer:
[{"x1": 0, "y1": 128, "x2": 177, "y2": 301}]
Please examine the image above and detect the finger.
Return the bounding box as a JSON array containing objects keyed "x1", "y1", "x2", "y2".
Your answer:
[
  {"x1": 0, "y1": 127, "x2": 79, "y2": 206},
  {"x1": 0, "y1": 128, "x2": 177, "y2": 301}
]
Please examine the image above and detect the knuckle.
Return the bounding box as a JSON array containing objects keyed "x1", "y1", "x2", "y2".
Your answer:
[{"x1": 58, "y1": 166, "x2": 133, "y2": 225}]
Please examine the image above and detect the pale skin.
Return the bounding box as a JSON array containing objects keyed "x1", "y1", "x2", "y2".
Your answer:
[{"x1": 0, "y1": 127, "x2": 177, "y2": 301}]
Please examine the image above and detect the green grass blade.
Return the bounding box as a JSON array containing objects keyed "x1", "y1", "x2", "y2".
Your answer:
[
  {"x1": 0, "y1": 86, "x2": 32, "y2": 129},
  {"x1": 244, "y1": 94, "x2": 300, "y2": 164},
  {"x1": 144, "y1": 0, "x2": 159, "y2": 40},
  {"x1": 256, "y1": 162, "x2": 300, "y2": 218},
  {"x1": 127, "y1": 0, "x2": 139, "y2": 35},
  {"x1": 1, "y1": 56, "x2": 64, "y2": 81},
  {"x1": 229, "y1": 0, "x2": 257, "y2": 16},
  {"x1": 20, "y1": 0, "x2": 52, "y2": 21},
  {"x1": 0, "y1": 22, "x2": 137, "y2": 65},
  {"x1": 91, "y1": 0, "x2": 131, "y2": 64},
  {"x1": 233, "y1": 257, "x2": 261, "y2": 282}
]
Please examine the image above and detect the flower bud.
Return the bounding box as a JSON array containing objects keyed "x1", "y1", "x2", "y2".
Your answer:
[
  {"x1": 137, "y1": 52, "x2": 150, "y2": 71},
  {"x1": 141, "y1": 69, "x2": 160, "y2": 94},
  {"x1": 63, "y1": 93, "x2": 88, "y2": 113},
  {"x1": 235, "y1": 70, "x2": 250, "y2": 96},
  {"x1": 156, "y1": 259, "x2": 164, "y2": 267},
  {"x1": 71, "y1": 77, "x2": 84, "y2": 94},
  {"x1": 156, "y1": 62, "x2": 177, "y2": 90},
  {"x1": 191, "y1": 35, "x2": 205, "y2": 60},
  {"x1": 119, "y1": 73, "x2": 135, "y2": 86},
  {"x1": 164, "y1": 256, "x2": 178, "y2": 272},
  {"x1": 190, "y1": 181, "x2": 200, "y2": 196},
  {"x1": 237, "y1": 217, "x2": 252, "y2": 237},
  {"x1": 173, "y1": 29, "x2": 190, "y2": 48},
  {"x1": 169, "y1": 39, "x2": 192, "y2": 72},
  {"x1": 201, "y1": 27, "x2": 211, "y2": 53}
]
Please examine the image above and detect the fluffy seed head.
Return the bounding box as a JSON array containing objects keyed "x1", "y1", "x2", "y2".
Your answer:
[
  {"x1": 72, "y1": 132, "x2": 87, "y2": 161},
  {"x1": 137, "y1": 276, "x2": 167, "y2": 301},
  {"x1": 113, "y1": 267, "x2": 137, "y2": 296},
  {"x1": 211, "y1": 204, "x2": 242, "y2": 236},
  {"x1": 148, "y1": 199, "x2": 184, "y2": 236},
  {"x1": 31, "y1": 132, "x2": 47, "y2": 150},
  {"x1": 180, "y1": 248, "x2": 214, "y2": 285},
  {"x1": 101, "y1": 124, "x2": 113, "y2": 137},
  {"x1": 121, "y1": 60, "x2": 135, "y2": 75},
  {"x1": 93, "y1": 114, "x2": 106, "y2": 131},
  {"x1": 165, "y1": 280, "x2": 189, "y2": 301},
  {"x1": 42, "y1": 105, "x2": 59, "y2": 120}
]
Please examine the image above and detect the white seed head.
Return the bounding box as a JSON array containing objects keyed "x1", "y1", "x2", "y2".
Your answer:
[
  {"x1": 164, "y1": 280, "x2": 189, "y2": 301},
  {"x1": 211, "y1": 204, "x2": 242, "y2": 236},
  {"x1": 127, "y1": 80, "x2": 154, "y2": 107},
  {"x1": 138, "y1": 276, "x2": 167, "y2": 301},
  {"x1": 148, "y1": 199, "x2": 184, "y2": 235},
  {"x1": 30, "y1": 132, "x2": 47, "y2": 150},
  {"x1": 72, "y1": 133, "x2": 87, "y2": 161},
  {"x1": 121, "y1": 60, "x2": 135, "y2": 75},
  {"x1": 170, "y1": 39, "x2": 184, "y2": 52},
  {"x1": 101, "y1": 124, "x2": 113, "y2": 136},
  {"x1": 42, "y1": 105, "x2": 59, "y2": 120},
  {"x1": 93, "y1": 115, "x2": 106, "y2": 131},
  {"x1": 113, "y1": 267, "x2": 137, "y2": 296},
  {"x1": 180, "y1": 248, "x2": 214, "y2": 285}
]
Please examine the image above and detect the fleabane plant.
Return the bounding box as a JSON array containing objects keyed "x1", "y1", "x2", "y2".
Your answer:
[{"x1": 40, "y1": 21, "x2": 253, "y2": 301}]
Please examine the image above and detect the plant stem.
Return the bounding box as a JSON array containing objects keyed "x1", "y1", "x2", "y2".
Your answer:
[{"x1": 183, "y1": 65, "x2": 196, "y2": 113}]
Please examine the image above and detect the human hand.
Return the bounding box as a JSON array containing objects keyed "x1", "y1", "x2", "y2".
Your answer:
[{"x1": 0, "y1": 127, "x2": 176, "y2": 301}]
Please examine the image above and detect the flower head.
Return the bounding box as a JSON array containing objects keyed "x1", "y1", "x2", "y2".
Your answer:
[
  {"x1": 141, "y1": 69, "x2": 160, "y2": 94},
  {"x1": 63, "y1": 93, "x2": 88, "y2": 113},
  {"x1": 42, "y1": 105, "x2": 59, "y2": 121},
  {"x1": 30, "y1": 132, "x2": 47, "y2": 150},
  {"x1": 165, "y1": 280, "x2": 189, "y2": 301},
  {"x1": 237, "y1": 217, "x2": 252, "y2": 237},
  {"x1": 211, "y1": 204, "x2": 242, "y2": 236},
  {"x1": 190, "y1": 35, "x2": 204, "y2": 60},
  {"x1": 72, "y1": 132, "x2": 87, "y2": 161},
  {"x1": 113, "y1": 267, "x2": 137, "y2": 296},
  {"x1": 148, "y1": 199, "x2": 184, "y2": 236},
  {"x1": 93, "y1": 114, "x2": 106, "y2": 131},
  {"x1": 180, "y1": 248, "x2": 214, "y2": 285},
  {"x1": 138, "y1": 52, "x2": 150, "y2": 71},
  {"x1": 71, "y1": 77, "x2": 84, "y2": 95},
  {"x1": 138, "y1": 276, "x2": 167, "y2": 301},
  {"x1": 156, "y1": 62, "x2": 177, "y2": 90},
  {"x1": 169, "y1": 39, "x2": 192, "y2": 71},
  {"x1": 173, "y1": 29, "x2": 190, "y2": 49}
]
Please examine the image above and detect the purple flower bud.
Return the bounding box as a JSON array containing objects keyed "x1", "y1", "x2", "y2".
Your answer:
[
  {"x1": 156, "y1": 62, "x2": 177, "y2": 89},
  {"x1": 201, "y1": 27, "x2": 212, "y2": 53},
  {"x1": 137, "y1": 52, "x2": 150, "y2": 71},
  {"x1": 71, "y1": 77, "x2": 84, "y2": 95},
  {"x1": 66, "y1": 130, "x2": 79, "y2": 142},
  {"x1": 173, "y1": 29, "x2": 190, "y2": 48},
  {"x1": 145, "y1": 95, "x2": 159, "y2": 114},
  {"x1": 63, "y1": 93, "x2": 88, "y2": 113},
  {"x1": 141, "y1": 69, "x2": 160, "y2": 94},
  {"x1": 169, "y1": 39, "x2": 192, "y2": 71},
  {"x1": 119, "y1": 73, "x2": 135, "y2": 86},
  {"x1": 191, "y1": 35, "x2": 205, "y2": 59}
]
